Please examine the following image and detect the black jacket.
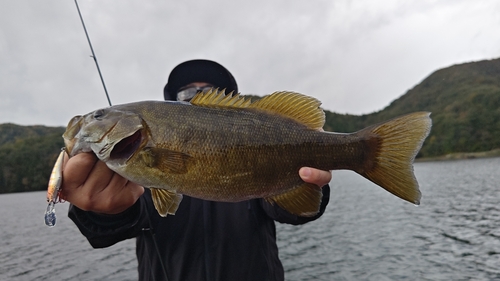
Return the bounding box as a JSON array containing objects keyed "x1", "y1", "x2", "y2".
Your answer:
[{"x1": 69, "y1": 186, "x2": 330, "y2": 281}]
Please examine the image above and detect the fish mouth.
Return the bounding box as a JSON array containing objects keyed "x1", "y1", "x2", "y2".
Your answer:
[{"x1": 110, "y1": 130, "x2": 142, "y2": 161}]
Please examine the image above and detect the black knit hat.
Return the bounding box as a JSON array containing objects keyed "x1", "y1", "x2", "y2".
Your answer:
[{"x1": 163, "y1": 59, "x2": 238, "y2": 101}]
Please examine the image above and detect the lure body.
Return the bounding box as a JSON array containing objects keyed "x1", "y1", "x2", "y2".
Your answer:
[{"x1": 44, "y1": 149, "x2": 65, "y2": 227}]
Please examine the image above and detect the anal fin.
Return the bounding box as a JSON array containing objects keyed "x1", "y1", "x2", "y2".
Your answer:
[
  {"x1": 266, "y1": 183, "x2": 323, "y2": 217},
  {"x1": 151, "y1": 188, "x2": 183, "y2": 217}
]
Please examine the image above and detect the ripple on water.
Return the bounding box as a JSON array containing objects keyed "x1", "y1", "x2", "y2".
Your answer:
[
  {"x1": 2, "y1": 158, "x2": 500, "y2": 280},
  {"x1": 278, "y1": 158, "x2": 500, "y2": 281}
]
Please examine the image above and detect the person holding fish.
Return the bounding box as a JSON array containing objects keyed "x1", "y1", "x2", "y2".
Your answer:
[{"x1": 61, "y1": 59, "x2": 333, "y2": 281}]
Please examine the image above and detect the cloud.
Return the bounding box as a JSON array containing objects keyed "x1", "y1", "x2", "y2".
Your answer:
[{"x1": 1, "y1": 0, "x2": 499, "y2": 126}]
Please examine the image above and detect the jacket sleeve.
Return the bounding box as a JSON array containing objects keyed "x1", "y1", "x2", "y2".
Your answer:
[
  {"x1": 68, "y1": 191, "x2": 152, "y2": 248},
  {"x1": 260, "y1": 184, "x2": 330, "y2": 225}
]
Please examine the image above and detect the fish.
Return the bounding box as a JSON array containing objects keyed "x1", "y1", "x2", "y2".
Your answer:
[{"x1": 63, "y1": 90, "x2": 432, "y2": 217}]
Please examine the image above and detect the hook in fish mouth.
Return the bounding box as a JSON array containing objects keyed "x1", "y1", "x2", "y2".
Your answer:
[{"x1": 110, "y1": 130, "x2": 142, "y2": 160}]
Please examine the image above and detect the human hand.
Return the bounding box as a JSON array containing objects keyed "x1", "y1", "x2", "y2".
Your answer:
[
  {"x1": 60, "y1": 152, "x2": 144, "y2": 214},
  {"x1": 299, "y1": 167, "x2": 332, "y2": 187}
]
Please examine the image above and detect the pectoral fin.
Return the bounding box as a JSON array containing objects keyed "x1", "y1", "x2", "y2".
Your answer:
[
  {"x1": 151, "y1": 188, "x2": 183, "y2": 217},
  {"x1": 266, "y1": 183, "x2": 323, "y2": 217},
  {"x1": 140, "y1": 147, "x2": 192, "y2": 174}
]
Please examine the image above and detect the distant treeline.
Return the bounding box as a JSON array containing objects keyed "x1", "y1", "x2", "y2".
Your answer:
[
  {"x1": 1, "y1": 58, "x2": 499, "y2": 193},
  {"x1": 0, "y1": 124, "x2": 65, "y2": 193}
]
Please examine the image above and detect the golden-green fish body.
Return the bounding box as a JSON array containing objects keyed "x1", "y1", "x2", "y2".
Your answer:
[{"x1": 63, "y1": 90, "x2": 432, "y2": 217}]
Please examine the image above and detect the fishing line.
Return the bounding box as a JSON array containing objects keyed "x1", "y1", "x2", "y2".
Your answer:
[{"x1": 74, "y1": 0, "x2": 112, "y2": 106}]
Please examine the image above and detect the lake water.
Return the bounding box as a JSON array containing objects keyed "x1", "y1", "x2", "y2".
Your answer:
[{"x1": 1, "y1": 157, "x2": 500, "y2": 280}]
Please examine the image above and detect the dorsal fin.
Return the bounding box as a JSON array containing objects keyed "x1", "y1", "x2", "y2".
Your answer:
[
  {"x1": 249, "y1": 91, "x2": 325, "y2": 130},
  {"x1": 191, "y1": 89, "x2": 325, "y2": 130},
  {"x1": 190, "y1": 89, "x2": 252, "y2": 108}
]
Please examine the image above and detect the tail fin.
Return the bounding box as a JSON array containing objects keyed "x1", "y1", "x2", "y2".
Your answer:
[{"x1": 359, "y1": 112, "x2": 432, "y2": 205}]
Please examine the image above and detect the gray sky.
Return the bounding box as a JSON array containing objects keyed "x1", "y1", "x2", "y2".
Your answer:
[{"x1": 1, "y1": 0, "x2": 499, "y2": 126}]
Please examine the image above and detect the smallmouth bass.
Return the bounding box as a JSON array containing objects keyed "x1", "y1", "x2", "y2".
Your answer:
[{"x1": 63, "y1": 90, "x2": 432, "y2": 217}]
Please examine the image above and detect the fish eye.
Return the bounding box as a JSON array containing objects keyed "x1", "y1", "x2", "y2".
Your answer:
[{"x1": 93, "y1": 109, "x2": 105, "y2": 120}]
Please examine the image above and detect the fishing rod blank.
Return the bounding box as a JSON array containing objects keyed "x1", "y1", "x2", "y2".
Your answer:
[{"x1": 74, "y1": 0, "x2": 112, "y2": 106}]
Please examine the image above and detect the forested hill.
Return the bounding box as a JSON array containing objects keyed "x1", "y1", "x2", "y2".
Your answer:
[
  {"x1": 323, "y1": 58, "x2": 500, "y2": 157},
  {"x1": 0, "y1": 124, "x2": 65, "y2": 193},
  {"x1": 1, "y1": 58, "x2": 500, "y2": 193}
]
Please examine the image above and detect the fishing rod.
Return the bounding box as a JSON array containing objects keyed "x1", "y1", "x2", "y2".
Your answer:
[
  {"x1": 74, "y1": 0, "x2": 112, "y2": 106},
  {"x1": 72, "y1": 2, "x2": 169, "y2": 280}
]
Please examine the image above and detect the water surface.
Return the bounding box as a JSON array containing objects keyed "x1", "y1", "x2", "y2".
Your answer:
[
  {"x1": 1, "y1": 158, "x2": 499, "y2": 280},
  {"x1": 279, "y1": 157, "x2": 500, "y2": 280}
]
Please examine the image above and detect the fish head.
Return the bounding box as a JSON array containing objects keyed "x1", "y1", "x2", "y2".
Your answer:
[{"x1": 63, "y1": 106, "x2": 146, "y2": 163}]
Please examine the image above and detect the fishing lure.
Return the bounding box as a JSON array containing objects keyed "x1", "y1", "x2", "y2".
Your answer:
[{"x1": 44, "y1": 148, "x2": 65, "y2": 227}]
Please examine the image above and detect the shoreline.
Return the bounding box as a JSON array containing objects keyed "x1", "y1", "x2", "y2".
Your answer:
[{"x1": 416, "y1": 149, "x2": 500, "y2": 162}]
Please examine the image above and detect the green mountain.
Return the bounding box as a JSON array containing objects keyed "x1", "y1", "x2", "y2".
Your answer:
[
  {"x1": 0, "y1": 124, "x2": 65, "y2": 193},
  {"x1": 323, "y1": 58, "x2": 500, "y2": 158},
  {"x1": 1, "y1": 58, "x2": 499, "y2": 193}
]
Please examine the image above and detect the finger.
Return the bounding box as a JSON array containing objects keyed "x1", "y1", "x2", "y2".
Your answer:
[
  {"x1": 101, "y1": 178, "x2": 145, "y2": 214},
  {"x1": 60, "y1": 155, "x2": 93, "y2": 203},
  {"x1": 61, "y1": 153, "x2": 98, "y2": 192},
  {"x1": 82, "y1": 160, "x2": 116, "y2": 193},
  {"x1": 299, "y1": 167, "x2": 332, "y2": 187},
  {"x1": 85, "y1": 173, "x2": 144, "y2": 214}
]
